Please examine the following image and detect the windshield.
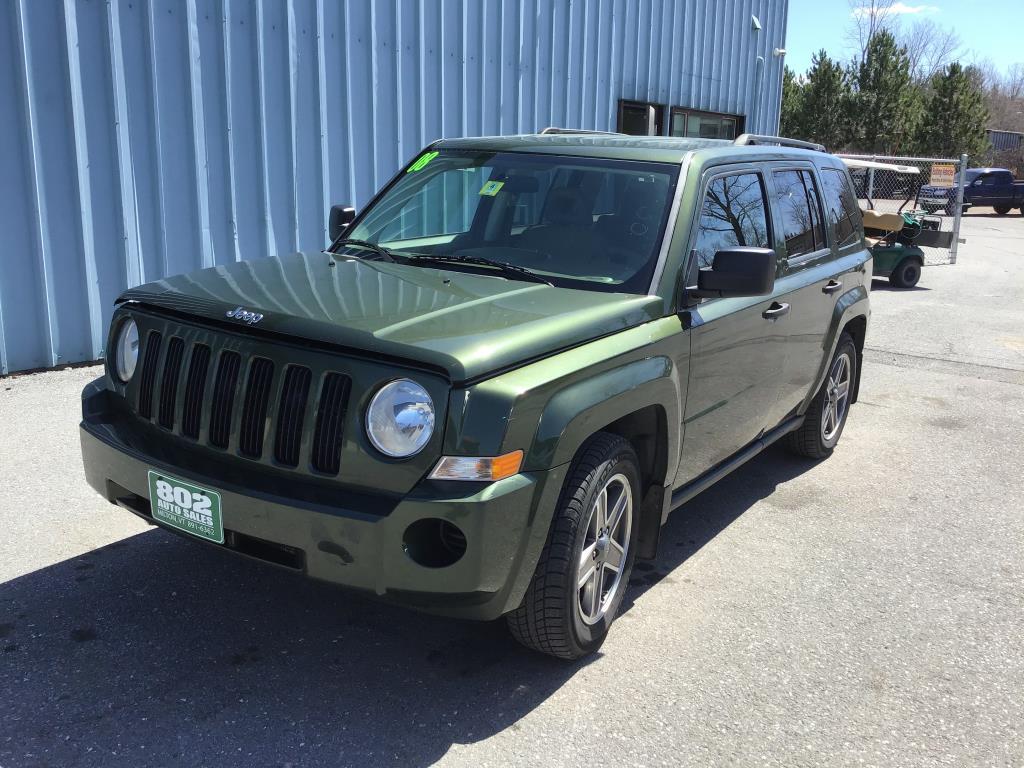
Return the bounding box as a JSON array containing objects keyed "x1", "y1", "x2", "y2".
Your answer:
[{"x1": 344, "y1": 150, "x2": 679, "y2": 293}]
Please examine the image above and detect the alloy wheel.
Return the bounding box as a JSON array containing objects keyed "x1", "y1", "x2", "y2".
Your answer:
[
  {"x1": 821, "y1": 352, "x2": 852, "y2": 442},
  {"x1": 577, "y1": 473, "x2": 632, "y2": 625}
]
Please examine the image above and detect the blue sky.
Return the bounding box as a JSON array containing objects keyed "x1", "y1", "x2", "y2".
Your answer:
[{"x1": 785, "y1": 0, "x2": 1022, "y2": 76}]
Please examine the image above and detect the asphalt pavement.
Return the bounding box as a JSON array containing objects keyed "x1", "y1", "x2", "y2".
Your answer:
[{"x1": 1, "y1": 213, "x2": 1022, "y2": 767}]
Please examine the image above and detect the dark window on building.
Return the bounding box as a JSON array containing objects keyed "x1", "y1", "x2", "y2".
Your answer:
[
  {"x1": 670, "y1": 108, "x2": 743, "y2": 140},
  {"x1": 820, "y1": 168, "x2": 862, "y2": 249},
  {"x1": 772, "y1": 170, "x2": 825, "y2": 259},
  {"x1": 692, "y1": 173, "x2": 771, "y2": 270},
  {"x1": 617, "y1": 100, "x2": 665, "y2": 136}
]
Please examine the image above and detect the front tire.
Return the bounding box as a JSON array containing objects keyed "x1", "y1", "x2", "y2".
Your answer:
[
  {"x1": 994, "y1": 205, "x2": 1011, "y2": 215},
  {"x1": 785, "y1": 334, "x2": 857, "y2": 459},
  {"x1": 507, "y1": 433, "x2": 640, "y2": 659}
]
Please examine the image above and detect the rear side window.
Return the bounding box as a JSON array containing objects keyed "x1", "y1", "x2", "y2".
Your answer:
[
  {"x1": 692, "y1": 172, "x2": 771, "y2": 270},
  {"x1": 772, "y1": 170, "x2": 825, "y2": 259},
  {"x1": 820, "y1": 168, "x2": 862, "y2": 249}
]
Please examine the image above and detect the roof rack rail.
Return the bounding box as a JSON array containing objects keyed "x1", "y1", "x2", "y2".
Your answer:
[
  {"x1": 539, "y1": 127, "x2": 624, "y2": 136},
  {"x1": 734, "y1": 133, "x2": 826, "y2": 152}
]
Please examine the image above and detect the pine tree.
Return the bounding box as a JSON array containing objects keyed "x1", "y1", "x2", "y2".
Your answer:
[
  {"x1": 852, "y1": 30, "x2": 919, "y2": 154},
  {"x1": 801, "y1": 51, "x2": 853, "y2": 150},
  {"x1": 780, "y1": 67, "x2": 805, "y2": 139},
  {"x1": 914, "y1": 63, "x2": 990, "y2": 159}
]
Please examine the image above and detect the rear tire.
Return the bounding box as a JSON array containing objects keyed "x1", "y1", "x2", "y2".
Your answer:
[
  {"x1": 995, "y1": 205, "x2": 1011, "y2": 215},
  {"x1": 889, "y1": 258, "x2": 922, "y2": 288},
  {"x1": 785, "y1": 334, "x2": 857, "y2": 460},
  {"x1": 506, "y1": 433, "x2": 640, "y2": 660}
]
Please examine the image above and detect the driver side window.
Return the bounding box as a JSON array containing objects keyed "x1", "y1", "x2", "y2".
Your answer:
[{"x1": 692, "y1": 172, "x2": 771, "y2": 270}]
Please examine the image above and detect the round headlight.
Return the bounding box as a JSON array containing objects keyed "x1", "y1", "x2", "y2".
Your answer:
[
  {"x1": 365, "y1": 379, "x2": 435, "y2": 457},
  {"x1": 114, "y1": 318, "x2": 140, "y2": 382}
]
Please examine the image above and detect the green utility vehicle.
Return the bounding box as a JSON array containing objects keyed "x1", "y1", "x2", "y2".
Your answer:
[
  {"x1": 81, "y1": 132, "x2": 871, "y2": 659},
  {"x1": 847, "y1": 158, "x2": 954, "y2": 289}
]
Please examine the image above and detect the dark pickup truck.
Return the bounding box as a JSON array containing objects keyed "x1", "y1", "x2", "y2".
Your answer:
[{"x1": 920, "y1": 168, "x2": 1024, "y2": 215}]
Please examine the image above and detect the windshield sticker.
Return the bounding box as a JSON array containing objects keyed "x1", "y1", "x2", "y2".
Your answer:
[
  {"x1": 479, "y1": 180, "x2": 505, "y2": 196},
  {"x1": 407, "y1": 150, "x2": 439, "y2": 173}
]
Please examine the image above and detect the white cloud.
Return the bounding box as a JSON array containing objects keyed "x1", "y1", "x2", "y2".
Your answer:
[{"x1": 851, "y1": 3, "x2": 940, "y2": 18}]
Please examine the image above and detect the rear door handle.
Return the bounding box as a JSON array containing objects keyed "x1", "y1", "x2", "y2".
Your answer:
[
  {"x1": 823, "y1": 279, "x2": 843, "y2": 295},
  {"x1": 762, "y1": 302, "x2": 790, "y2": 320}
]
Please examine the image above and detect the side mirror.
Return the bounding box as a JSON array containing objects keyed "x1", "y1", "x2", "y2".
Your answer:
[
  {"x1": 329, "y1": 204, "x2": 356, "y2": 242},
  {"x1": 693, "y1": 247, "x2": 776, "y2": 299}
]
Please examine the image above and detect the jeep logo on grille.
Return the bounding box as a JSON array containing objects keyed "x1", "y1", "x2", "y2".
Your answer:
[{"x1": 226, "y1": 306, "x2": 264, "y2": 325}]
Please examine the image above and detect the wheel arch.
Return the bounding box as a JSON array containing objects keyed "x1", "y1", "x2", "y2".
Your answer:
[
  {"x1": 841, "y1": 314, "x2": 868, "y2": 404},
  {"x1": 529, "y1": 360, "x2": 682, "y2": 562},
  {"x1": 803, "y1": 288, "x2": 870, "y2": 413}
]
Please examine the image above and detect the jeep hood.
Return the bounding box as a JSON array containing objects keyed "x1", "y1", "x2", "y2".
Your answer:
[{"x1": 118, "y1": 252, "x2": 664, "y2": 382}]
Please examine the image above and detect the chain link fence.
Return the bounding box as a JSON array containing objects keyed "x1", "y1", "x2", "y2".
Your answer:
[{"x1": 838, "y1": 153, "x2": 968, "y2": 265}]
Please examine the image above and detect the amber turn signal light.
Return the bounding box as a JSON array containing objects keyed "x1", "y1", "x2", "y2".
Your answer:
[{"x1": 428, "y1": 450, "x2": 524, "y2": 481}]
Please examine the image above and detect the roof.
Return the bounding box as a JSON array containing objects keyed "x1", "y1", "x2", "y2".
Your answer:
[{"x1": 433, "y1": 132, "x2": 838, "y2": 166}]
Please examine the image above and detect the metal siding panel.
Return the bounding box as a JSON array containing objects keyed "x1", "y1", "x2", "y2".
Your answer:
[
  {"x1": 19, "y1": 0, "x2": 93, "y2": 367},
  {"x1": 2, "y1": 0, "x2": 788, "y2": 374},
  {"x1": 150, "y1": 0, "x2": 202, "y2": 276},
  {"x1": 344, "y1": 1, "x2": 375, "y2": 205},
  {"x1": 372, "y1": 0, "x2": 399, "y2": 185},
  {"x1": 223, "y1": 0, "x2": 268, "y2": 261},
  {"x1": 440, "y1": 0, "x2": 462, "y2": 139},
  {"x1": 257, "y1": 0, "x2": 296, "y2": 255},
  {"x1": 462, "y1": 0, "x2": 483, "y2": 136},
  {"x1": 63, "y1": 0, "x2": 104, "y2": 360},
  {"x1": 0, "y1": 2, "x2": 44, "y2": 372},
  {"x1": 291, "y1": 0, "x2": 323, "y2": 249},
  {"x1": 192, "y1": 0, "x2": 235, "y2": 267}
]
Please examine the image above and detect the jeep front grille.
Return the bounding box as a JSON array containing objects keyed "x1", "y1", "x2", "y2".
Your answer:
[{"x1": 128, "y1": 331, "x2": 351, "y2": 475}]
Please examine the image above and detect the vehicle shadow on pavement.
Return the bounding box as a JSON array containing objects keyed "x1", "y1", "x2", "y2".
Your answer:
[
  {"x1": 621, "y1": 445, "x2": 819, "y2": 607},
  {"x1": 0, "y1": 446, "x2": 815, "y2": 768},
  {"x1": 869, "y1": 279, "x2": 931, "y2": 292}
]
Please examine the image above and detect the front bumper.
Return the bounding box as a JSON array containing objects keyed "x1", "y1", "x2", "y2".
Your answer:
[{"x1": 80, "y1": 380, "x2": 566, "y2": 620}]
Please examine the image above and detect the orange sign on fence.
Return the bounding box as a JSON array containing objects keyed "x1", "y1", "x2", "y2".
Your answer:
[{"x1": 929, "y1": 164, "x2": 956, "y2": 187}]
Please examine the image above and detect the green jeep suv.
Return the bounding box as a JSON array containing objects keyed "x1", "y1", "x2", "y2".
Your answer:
[{"x1": 80, "y1": 132, "x2": 870, "y2": 659}]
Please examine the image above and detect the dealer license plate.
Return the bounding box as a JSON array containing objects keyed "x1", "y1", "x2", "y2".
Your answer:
[{"x1": 147, "y1": 470, "x2": 224, "y2": 544}]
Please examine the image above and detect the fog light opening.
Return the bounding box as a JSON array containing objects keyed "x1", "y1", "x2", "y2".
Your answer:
[{"x1": 403, "y1": 518, "x2": 467, "y2": 568}]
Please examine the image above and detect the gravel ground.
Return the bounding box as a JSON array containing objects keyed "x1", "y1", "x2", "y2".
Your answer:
[{"x1": 1, "y1": 213, "x2": 1022, "y2": 768}]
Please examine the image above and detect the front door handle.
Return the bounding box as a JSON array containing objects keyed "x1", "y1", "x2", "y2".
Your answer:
[
  {"x1": 823, "y1": 279, "x2": 843, "y2": 295},
  {"x1": 762, "y1": 302, "x2": 790, "y2": 320}
]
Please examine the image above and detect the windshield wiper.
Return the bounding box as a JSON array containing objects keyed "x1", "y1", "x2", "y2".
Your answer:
[
  {"x1": 328, "y1": 239, "x2": 399, "y2": 263},
  {"x1": 409, "y1": 253, "x2": 553, "y2": 286}
]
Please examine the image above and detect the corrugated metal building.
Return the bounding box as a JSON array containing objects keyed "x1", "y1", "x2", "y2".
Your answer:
[
  {"x1": 0, "y1": 0, "x2": 788, "y2": 375},
  {"x1": 987, "y1": 129, "x2": 1024, "y2": 153}
]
